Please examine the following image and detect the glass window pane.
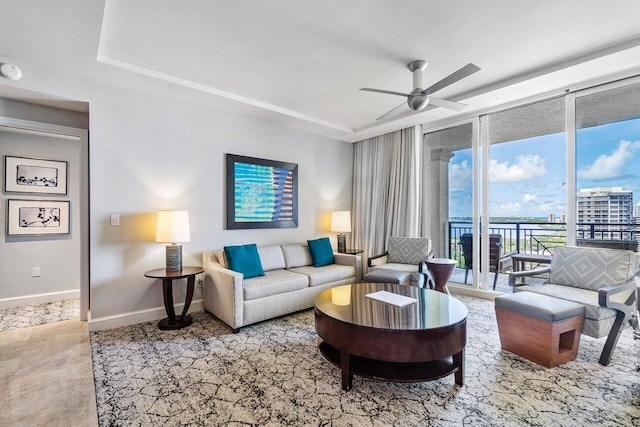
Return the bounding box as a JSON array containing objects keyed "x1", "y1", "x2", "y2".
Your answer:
[
  {"x1": 486, "y1": 97, "x2": 566, "y2": 291},
  {"x1": 576, "y1": 82, "x2": 640, "y2": 241},
  {"x1": 424, "y1": 123, "x2": 472, "y2": 286}
]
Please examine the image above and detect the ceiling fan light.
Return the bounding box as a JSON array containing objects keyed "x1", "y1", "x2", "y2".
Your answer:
[{"x1": 408, "y1": 95, "x2": 429, "y2": 111}]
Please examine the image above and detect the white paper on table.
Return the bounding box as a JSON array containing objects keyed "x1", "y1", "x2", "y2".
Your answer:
[{"x1": 365, "y1": 291, "x2": 417, "y2": 307}]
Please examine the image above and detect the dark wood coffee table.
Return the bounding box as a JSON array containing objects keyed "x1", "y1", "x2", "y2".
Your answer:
[{"x1": 314, "y1": 282, "x2": 467, "y2": 391}]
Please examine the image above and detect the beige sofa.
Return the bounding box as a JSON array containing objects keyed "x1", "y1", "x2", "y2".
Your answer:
[{"x1": 203, "y1": 243, "x2": 362, "y2": 331}]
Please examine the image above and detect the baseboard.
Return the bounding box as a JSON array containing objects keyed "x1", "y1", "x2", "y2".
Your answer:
[
  {"x1": 88, "y1": 299, "x2": 204, "y2": 331},
  {"x1": 448, "y1": 284, "x2": 500, "y2": 301},
  {"x1": 0, "y1": 289, "x2": 80, "y2": 309}
]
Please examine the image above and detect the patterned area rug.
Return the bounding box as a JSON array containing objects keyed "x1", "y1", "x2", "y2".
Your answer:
[
  {"x1": 0, "y1": 299, "x2": 79, "y2": 332},
  {"x1": 90, "y1": 296, "x2": 640, "y2": 426}
]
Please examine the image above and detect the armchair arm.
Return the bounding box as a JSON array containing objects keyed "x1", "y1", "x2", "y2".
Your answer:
[
  {"x1": 501, "y1": 250, "x2": 518, "y2": 260},
  {"x1": 368, "y1": 252, "x2": 389, "y2": 268},
  {"x1": 598, "y1": 279, "x2": 637, "y2": 317},
  {"x1": 508, "y1": 266, "x2": 551, "y2": 287}
]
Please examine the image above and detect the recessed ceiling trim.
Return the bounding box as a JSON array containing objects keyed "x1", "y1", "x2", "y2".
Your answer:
[{"x1": 96, "y1": 54, "x2": 354, "y2": 134}]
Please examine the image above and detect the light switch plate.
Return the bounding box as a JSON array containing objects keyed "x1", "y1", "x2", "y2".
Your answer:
[{"x1": 110, "y1": 214, "x2": 120, "y2": 226}]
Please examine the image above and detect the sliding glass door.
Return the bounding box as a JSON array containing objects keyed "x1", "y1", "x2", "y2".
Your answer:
[
  {"x1": 484, "y1": 97, "x2": 566, "y2": 291},
  {"x1": 575, "y1": 81, "x2": 640, "y2": 244},
  {"x1": 429, "y1": 75, "x2": 640, "y2": 294},
  {"x1": 424, "y1": 121, "x2": 479, "y2": 287}
]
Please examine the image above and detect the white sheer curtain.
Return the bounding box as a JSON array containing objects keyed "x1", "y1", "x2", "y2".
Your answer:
[{"x1": 352, "y1": 125, "x2": 422, "y2": 263}]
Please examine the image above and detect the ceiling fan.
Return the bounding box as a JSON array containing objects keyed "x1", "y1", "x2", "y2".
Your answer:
[{"x1": 361, "y1": 60, "x2": 480, "y2": 120}]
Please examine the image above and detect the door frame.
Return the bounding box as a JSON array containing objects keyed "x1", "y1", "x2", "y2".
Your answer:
[{"x1": 0, "y1": 117, "x2": 90, "y2": 320}]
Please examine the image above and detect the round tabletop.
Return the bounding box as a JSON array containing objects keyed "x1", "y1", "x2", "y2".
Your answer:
[
  {"x1": 315, "y1": 282, "x2": 467, "y2": 331},
  {"x1": 144, "y1": 266, "x2": 204, "y2": 279},
  {"x1": 427, "y1": 257, "x2": 458, "y2": 265}
]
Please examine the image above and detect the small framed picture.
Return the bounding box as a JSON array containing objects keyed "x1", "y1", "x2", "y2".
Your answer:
[
  {"x1": 4, "y1": 156, "x2": 68, "y2": 194},
  {"x1": 6, "y1": 199, "x2": 70, "y2": 236}
]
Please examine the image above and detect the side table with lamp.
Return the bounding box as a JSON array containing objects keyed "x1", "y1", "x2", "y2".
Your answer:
[{"x1": 145, "y1": 210, "x2": 203, "y2": 330}]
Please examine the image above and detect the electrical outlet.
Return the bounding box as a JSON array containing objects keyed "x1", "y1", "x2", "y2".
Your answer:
[
  {"x1": 32, "y1": 267, "x2": 40, "y2": 277},
  {"x1": 197, "y1": 277, "x2": 203, "y2": 289},
  {"x1": 110, "y1": 214, "x2": 120, "y2": 226}
]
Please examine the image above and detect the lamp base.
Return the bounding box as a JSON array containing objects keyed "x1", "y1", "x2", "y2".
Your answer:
[
  {"x1": 166, "y1": 244, "x2": 182, "y2": 272},
  {"x1": 337, "y1": 234, "x2": 346, "y2": 253}
]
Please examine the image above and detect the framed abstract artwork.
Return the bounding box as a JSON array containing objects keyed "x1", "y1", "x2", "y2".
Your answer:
[
  {"x1": 6, "y1": 199, "x2": 70, "y2": 236},
  {"x1": 226, "y1": 154, "x2": 298, "y2": 229},
  {"x1": 4, "y1": 155, "x2": 68, "y2": 194}
]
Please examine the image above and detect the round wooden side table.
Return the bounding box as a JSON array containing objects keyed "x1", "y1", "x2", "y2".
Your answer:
[
  {"x1": 144, "y1": 266, "x2": 204, "y2": 330},
  {"x1": 426, "y1": 258, "x2": 457, "y2": 295}
]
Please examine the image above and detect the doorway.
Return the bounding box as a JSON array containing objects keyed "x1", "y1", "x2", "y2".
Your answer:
[{"x1": 0, "y1": 118, "x2": 89, "y2": 326}]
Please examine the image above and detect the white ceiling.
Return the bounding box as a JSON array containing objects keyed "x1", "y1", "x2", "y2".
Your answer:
[{"x1": 1, "y1": 0, "x2": 640, "y2": 142}]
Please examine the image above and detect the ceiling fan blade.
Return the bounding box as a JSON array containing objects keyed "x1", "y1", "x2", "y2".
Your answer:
[
  {"x1": 421, "y1": 63, "x2": 481, "y2": 96},
  {"x1": 376, "y1": 101, "x2": 409, "y2": 120},
  {"x1": 360, "y1": 88, "x2": 411, "y2": 98},
  {"x1": 428, "y1": 96, "x2": 468, "y2": 111}
]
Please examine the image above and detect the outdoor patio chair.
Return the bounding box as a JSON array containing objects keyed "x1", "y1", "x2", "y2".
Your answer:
[
  {"x1": 367, "y1": 236, "x2": 433, "y2": 287},
  {"x1": 459, "y1": 233, "x2": 516, "y2": 289},
  {"x1": 509, "y1": 245, "x2": 640, "y2": 366}
]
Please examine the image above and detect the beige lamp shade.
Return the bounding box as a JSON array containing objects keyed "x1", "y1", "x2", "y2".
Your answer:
[
  {"x1": 155, "y1": 210, "x2": 191, "y2": 243},
  {"x1": 331, "y1": 211, "x2": 351, "y2": 233}
]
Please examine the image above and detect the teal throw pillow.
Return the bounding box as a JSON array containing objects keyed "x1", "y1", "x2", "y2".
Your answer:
[
  {"x1": 307, "y1": 237, "x2": 335, "y2": 267},
  {"x1": 224, "y1": 244, "x2": 265, "y2": 279}
]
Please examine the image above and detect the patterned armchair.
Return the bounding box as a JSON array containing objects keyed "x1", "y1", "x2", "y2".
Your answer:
[
  {"x1": 509, "y1": 246, "x2": 639, "y2": 365},
  {"x1": 367, "y1": 237, "x2": 433, "y2": 287}
]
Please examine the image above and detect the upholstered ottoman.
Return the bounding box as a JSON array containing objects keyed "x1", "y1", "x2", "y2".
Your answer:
[
  {"x1": 495, "y1": 291, "x2": 585, "y2": 368},
  {"x1": 364, "y1": 269, "x2": 411, "y2": 285}
]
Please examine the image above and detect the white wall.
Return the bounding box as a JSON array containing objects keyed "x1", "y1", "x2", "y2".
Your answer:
[
  {"x1": 0, "y1": 57, "x2": 353, "y2": 329},
  {"x1": 0, "y1": 129, "x2": 82, "y2": 304},
  {"x1": 88, "y1": 84, "x2": 353, "y2": 325}
]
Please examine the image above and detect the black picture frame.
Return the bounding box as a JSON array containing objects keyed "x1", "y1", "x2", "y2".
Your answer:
[
  {"x1": 226, "y1": 154, "x2": 298, "y2": 229},
  {"x1": 4, "y1": 155, "x2": 68, "y2": 195},
  {"x1": 6, "y1": 199, "x2": 71, "y2": 236}
]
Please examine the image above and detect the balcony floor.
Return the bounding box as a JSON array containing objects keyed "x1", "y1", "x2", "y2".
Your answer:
[{"x1": 449, "y1": 267, "x2": 548, "y2": 293}]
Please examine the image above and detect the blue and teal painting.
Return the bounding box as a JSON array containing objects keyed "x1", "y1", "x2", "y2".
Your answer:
[{"x1": 234, "y1": 162, "x2": 294, "y2": 222}]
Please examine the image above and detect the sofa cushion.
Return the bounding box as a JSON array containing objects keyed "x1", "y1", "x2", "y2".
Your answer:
[
  {"x1": 307, "y1": 237, "x2": 335, "y2": 267},
  {"x1": 370, "y1": 263, "x2": 423, "y2": 286},
  {"x1": 257, "y1": 245, "x2": 286, "y2": 271},
  {"x1": 371, "y1": 263, "x2": 419, "y2": 273},
  {"x1": 243, "y1": 269, "x2": 309, "y2": 301},
  {"x1": 549, "y1": 246, "x2": 638, "y2": 291},
  {"x1": 387, "y1": 237, "x2": 432, "y2": 264},
  {"x1": 282, "y1": 244, "x2": 313, "y2": 268},
  {"x1": 287, "y1": 264, "x2": 355, "y2": 287},
  {"x1": 515, "y1": 284, "x2": 616, "y2": 321},
  {"x1": 224, "y1": 244, "x2": 265, "y2": 279}
]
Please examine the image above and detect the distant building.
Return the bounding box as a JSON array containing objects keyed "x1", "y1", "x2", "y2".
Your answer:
[
  {"x1": 634, "y1": 202, "x2": 640, "y2": 218},
  {"x1": 546, "y1": 213, "x2": 566, "y2": 223},
  {"x1": 577, "y1": 187, "x2": 633, "y2": 239}
]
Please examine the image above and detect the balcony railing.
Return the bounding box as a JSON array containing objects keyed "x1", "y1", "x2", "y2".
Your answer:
[{"x1": 448, "y1": 221, "x2": 639, "y2": 265}]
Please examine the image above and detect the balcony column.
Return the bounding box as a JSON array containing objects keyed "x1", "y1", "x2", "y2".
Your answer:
[{"x1": 429, "y1": 148, "x2": 455, "y2": 257}]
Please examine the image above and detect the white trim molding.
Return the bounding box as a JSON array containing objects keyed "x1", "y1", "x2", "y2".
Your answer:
[
  {"x1": 88, "y1": 299, "x2": 204, "y2": 331},
  {"x1": 0, "y1": 289, "x2": 80, "y2": 309}
]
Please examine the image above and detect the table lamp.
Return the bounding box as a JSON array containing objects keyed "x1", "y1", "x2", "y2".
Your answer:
[
  {"x1": 331, "y1": 211, "x2": 351, "y2": 253},
  {"x1": 156, "y1": 210, "x2": 191, "y2": 272}
]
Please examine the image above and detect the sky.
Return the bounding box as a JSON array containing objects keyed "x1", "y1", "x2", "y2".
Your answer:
[{"x1": 449, "y1": 117, "x2": 640, "y2": 220}]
